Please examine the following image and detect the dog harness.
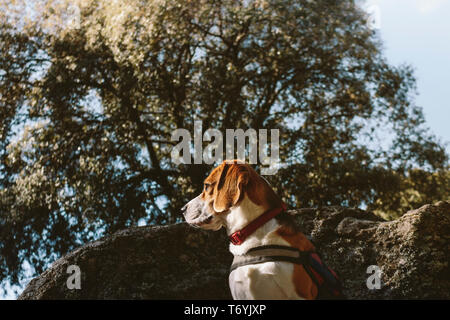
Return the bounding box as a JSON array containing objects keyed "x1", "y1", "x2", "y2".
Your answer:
[
  {"x1": 230, "y1": 244, "x2": 309, "y2": 271},
  {"x1": 230, "y1": 244, "x2": 344, "y2": 299},
  {"x1": 228, "y1": 203, "x2": 344, "y2": 298}
]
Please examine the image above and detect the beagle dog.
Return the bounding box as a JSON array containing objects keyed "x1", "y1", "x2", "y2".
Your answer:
[{"x1": 182, "y1": 160, "x2": 341, "y2": 300}]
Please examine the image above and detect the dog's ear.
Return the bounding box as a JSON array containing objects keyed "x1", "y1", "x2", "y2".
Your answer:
[{"x1": 213, "y1": 163, "x2": 249, "y2": 213}]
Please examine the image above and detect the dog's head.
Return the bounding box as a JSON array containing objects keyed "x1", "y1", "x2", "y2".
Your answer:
[{"x1": 182, "y1": 160, "x2": 281, "y2": 230}]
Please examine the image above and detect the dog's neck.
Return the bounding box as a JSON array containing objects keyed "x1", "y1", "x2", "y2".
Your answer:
[{"x1": 224, "y1": 195, "x2": 290, "y2": 256}]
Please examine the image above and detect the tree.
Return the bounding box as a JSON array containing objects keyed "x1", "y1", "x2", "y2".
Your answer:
[{"x1": 1, "y1": 0, "x2": 448, "y2": 293}]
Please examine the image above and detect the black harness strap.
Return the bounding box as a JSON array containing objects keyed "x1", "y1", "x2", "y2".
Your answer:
[{"x1": 230, "y1": 245, "x2": 310, "y2": 272}]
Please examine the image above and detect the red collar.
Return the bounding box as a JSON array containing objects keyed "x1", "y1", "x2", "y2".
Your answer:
[{"x1": 229, "y1": 202, "x2": 288, "y2": 245}]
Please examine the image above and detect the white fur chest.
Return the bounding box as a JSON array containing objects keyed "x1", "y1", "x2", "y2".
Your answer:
[
  {"x1": 226, "y1": 218, "x2": 303, "y2": 300},
  {"x1": 228, "y1": 261, "x2": 302, "y2": 300}
]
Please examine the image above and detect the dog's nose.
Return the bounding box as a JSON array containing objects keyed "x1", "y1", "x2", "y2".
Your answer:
[{"x1": 181, "y1": 203, "x2": 188, "y2": 216}]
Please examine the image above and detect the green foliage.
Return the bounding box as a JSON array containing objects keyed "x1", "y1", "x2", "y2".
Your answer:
[{"x1": 0, "y1": 0, "x2": 448, "y2": 292}]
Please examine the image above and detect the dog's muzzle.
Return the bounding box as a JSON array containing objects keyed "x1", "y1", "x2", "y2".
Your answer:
[{"x1": 182, "y1": 195, "x2": 219, "y2": 229}]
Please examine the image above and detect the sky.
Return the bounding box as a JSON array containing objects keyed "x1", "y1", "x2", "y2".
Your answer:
[
  {"x1": 1, "y1": 0, "x2": 449, "y2": 300},
  {"x1": 365, "y1": 0, "x2": 450, "y2": 154}
]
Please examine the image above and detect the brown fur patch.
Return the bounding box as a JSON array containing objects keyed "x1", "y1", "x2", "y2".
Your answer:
[
  {"x1": 202, "y1": 162, "x2": 249, "y2": 213},
  {"x1": 276, "y1": 224, "x2": 318, "y2": 299},
  {"x1": 244, "y1": 166, "x2": 282, "y2": 211},
  {"x1": 202, "y1": 161, "x2": 282, "y2": 214}
]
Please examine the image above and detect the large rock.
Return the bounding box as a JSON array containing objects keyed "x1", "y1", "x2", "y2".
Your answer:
[{"x1": 18, "y1": 201, "x2": 449, "y2": 300}]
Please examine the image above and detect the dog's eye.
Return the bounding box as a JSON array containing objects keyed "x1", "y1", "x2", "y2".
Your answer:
[{"x1": 204, "y1": 183, "x2": 211, "y2": 191}]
